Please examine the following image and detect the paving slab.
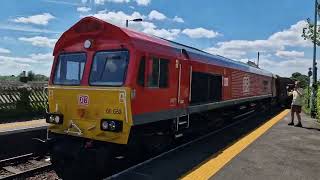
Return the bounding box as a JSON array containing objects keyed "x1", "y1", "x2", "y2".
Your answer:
[{"x1": 212, "y1": 113, "x2": 320, "y2": 180}]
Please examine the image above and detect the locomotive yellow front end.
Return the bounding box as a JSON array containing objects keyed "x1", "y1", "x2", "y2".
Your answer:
[
  {"x1": 47, "y1": 86, "x2": 133, "y2": 145},
  {"x1": 46, "y1": 86, "x2": 134, "y2": 178},
  {"x1": 43, "y1": 17, "x2": 141, "y2": 178},
  {"x1": 45, "y1": 49, "x2": 135, "y2": 178}
]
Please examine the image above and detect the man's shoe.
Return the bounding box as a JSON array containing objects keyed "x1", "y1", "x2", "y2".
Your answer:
[
  {"x1": 295, "y1": 123, "x2": 302, "y2": 127},
  {"x1": 288, "y1": 122, "x2": 294, "y2": 126}
]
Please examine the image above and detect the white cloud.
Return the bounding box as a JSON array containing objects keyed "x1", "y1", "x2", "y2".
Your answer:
[
  {"x1": 92, "y1": 10, "x2": 218, "y2": 41},
  {"x1": 0, "y1": 53, "x2": 53, "y2": 75},
  {"x1": 13, "y1": 13, "x2": 55, "y2": 25},
  {"x1": 236, "y1": 55, "x2": 310, "y2": 77},
  {"x1": 94, "y1": 0, "x2": 129, "y2": 4},
  {"x1": 0, "y1": 53, "x2": 52, "y2": 64},
  {"x1": 259, "y1": 57, "x2": 311, "y2": 77},
  {"x1": 206, "y1": 46, "x2": 247, "y2": 59},
  {"x1": 173, "y1": 16, "x2": 184, "y2": 23},
  {"x1": 0, "y1": 23, "x2": 60, "y2": 34},
  {"x1": 93, "y1": 0, "x2": 150, "y2": 6},
  {"x1": 77, "y1": 6, "x2": 91, "y2": 12},
  {"x1": 0, "y1": 48, "x2": 10, "y2": 54},
  {"x1": 19, "y1": 36, "x2": 57, "y2": 48},
  {"x1": 205, "y1": 40, "x2": 281, "y2": 59},
  {"x1": 205, "y1": 20, "x2": 311, "y2": 59},
  {"x1": 268, "y1": 21, "x2": 311, "y2": 48},
  {"x1": 29, "y1": 53, "x2": 53, "y2": 62},
  {"x1": 92, "y1": 10, "x2": 181, "y2": 40},
  {"x1": 203, "y1": 20, "x2": 315, "y2": 77},
  {"x1": 43, "y1": 0, "x2": 80, "y2": 6},
  {"x1": 148, "y1": 10, "x2": 166, "y2": 20},
  {"x1": 275, "y1": 50, "x2": 305, "y2": 59},
  {"x1": 143, "y1": 28, "x2": 180, "y2": 40},
  {"x1": 135, "y1": 0, "x2": 150, "y2": 6},
  {"x1": 0, "y1": 59, "x2": 31, "y2": 75},
  {"x1": 92, "y1": 10, "x2": 153, "y2": 30},
  {"x1": 182, "y1": 28, "x2": 219, "y2": 39}
]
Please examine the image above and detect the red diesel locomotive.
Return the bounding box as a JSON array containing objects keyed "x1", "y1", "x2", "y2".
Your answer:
[{"x1": 45, "y1": 16, "x2": 286, "y2": 177}]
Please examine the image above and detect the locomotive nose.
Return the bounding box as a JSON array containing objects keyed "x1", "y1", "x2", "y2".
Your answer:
[{"x1": 47, "y1": 87, "x2": 133, "y2": 144}]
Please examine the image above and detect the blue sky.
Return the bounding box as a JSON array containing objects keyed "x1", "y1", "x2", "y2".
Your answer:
[{"x1": 0, "y1": 0, "x2": 317, "y2": 77}]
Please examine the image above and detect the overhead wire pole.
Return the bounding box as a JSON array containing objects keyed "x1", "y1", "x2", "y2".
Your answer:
[
  {"x1": 257, "y1": 52, "x2": 260, "y2": 67},
  {"x1": 311, "y1": 0, "x2": 318, "y2": 118}
]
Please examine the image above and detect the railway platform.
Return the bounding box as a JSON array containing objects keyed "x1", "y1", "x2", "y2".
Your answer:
[
  {"x1": 0, "y1": 119, "x2": 48, "y2": 160},
  {"x1": 0, "y1": 119, "x2": 47, "y2": 136},
  {"x1": 108, "y1": 110, "x2": 320, "y2": 180}
]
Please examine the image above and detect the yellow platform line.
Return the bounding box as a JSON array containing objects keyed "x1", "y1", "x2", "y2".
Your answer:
[{"x1": 181, "y1": 109, "x2": 290, "y2": 180}]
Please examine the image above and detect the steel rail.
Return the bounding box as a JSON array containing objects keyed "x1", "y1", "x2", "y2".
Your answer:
[
  {"x1": 105, "y1": 109, "x2": 258, "y2": 179},
  {"x1": 0, "y1": 154, "x2": 52, "y2": 180}
]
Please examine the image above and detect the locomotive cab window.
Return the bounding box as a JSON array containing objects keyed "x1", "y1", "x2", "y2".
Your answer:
[
  {"x1": 137, "y1": 56, "x2": 145, "y2": 86},
  {"x1": 53, "y1": 53, "x2": 86, "y2": 85},
  {"x1": 147, "y1": 57, "x2": 169, "y2": 88},
  {"x1": 89, "y1": 50, "x2": 129, "y2": 86}
]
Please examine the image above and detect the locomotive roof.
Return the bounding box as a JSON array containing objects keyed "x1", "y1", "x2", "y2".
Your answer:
[
  {"x1": 55, "y1": 16, "x2": 273, "y2": 77},
  {"x1": 119, "y1": 20, "x2": 273, "y2": 77},
  {"x1": 159, "y1": 38, "x2": 273, "y2": 77}
]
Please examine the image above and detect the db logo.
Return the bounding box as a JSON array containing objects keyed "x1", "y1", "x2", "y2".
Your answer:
[
  {"x1": 243, "y1": 76, "x2": 250, "y2": 93},
  {"x1": 78, "y1": 95, "x2": 89, "y2": 105}
]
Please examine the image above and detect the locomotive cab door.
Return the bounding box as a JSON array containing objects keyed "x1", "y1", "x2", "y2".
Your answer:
[
  {"x1": 175, "y1": 50, "x2": 191, "y2": 134},
  {"x1": 176, "y1": 59, "x2": 190, "y2": 108}
]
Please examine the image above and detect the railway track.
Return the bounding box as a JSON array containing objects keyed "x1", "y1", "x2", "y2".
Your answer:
[
  {"x1": 2, "y1": 108, "x2": 276, "y2": 179},
  {"x1": 0, "y1": 153, "x2": 52, "y2": 179},
  {"x1": 106, "y1": 108, "x2": 267, "y2": 179}
]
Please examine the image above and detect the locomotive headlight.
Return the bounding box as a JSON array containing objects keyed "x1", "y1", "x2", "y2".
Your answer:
[
  {"x1": 100, "y1": 120, "x2": 123, "y2": 132},
  {"x1": 109, "y1": 121, "x2": 116, "y2": 131},
  {"x1": 54, "y1": 116, "x2": 60, "y2": 124},
  {"x1": 101, "y1": 121, "x2": 109, "y2": 130},
  {"x1": 46, "y1": 113, "x2": 63, "y2": 124},
  {"x1": 84, "y1": 39, "x2": 91, "y2": 49},
  {"x1": 49, "y1": 115, "x2": 55, "y2": 123}
]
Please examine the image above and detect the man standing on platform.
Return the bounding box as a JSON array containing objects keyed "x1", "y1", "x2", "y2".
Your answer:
[{"x1": 288, "y1": 81, "x2": 304, "y2": 127}]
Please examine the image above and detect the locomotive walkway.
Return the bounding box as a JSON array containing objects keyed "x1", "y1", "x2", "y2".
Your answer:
[{"x1": 108, "y1": 110, "x2": 320, "y2": 180}]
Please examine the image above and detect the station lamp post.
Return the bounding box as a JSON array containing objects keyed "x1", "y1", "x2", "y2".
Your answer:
[
  {"x1": 125, "y1": 18, "x2": 143, "y2": 28},
  {"x1": 310, "y1": 0, "x2": 320, "y2": 118},
  {"x1": 308, "y1": 67, "x2": 312, "y2": 108}
]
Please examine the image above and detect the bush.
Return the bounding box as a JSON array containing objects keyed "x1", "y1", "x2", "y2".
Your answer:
[
  {"x1": 303, "y1": 86, "x2": 320, "y2": 121},
  {"x1": 302, "y1": 88, "x2": 311, "y2": 114}
]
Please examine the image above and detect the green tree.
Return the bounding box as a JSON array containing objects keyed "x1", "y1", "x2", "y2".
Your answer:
[
  {"x1": 34, "y1": 74, "x2": 49, "y2": 81},
  {"x1": 291, "y1": 72, "x2": 309, "y2": 88},
  {"x1": 27, "y1": 71, "x2": 35, "y2": 81},
  {"x1": 0, "y1": 71, "x2": 49, "y2": 82},
  {"x1": 0, "y1": 75, "x2": 18, "y2": 81},
  {"x1": 301, "y1": 19, "x2": 320, "y2": 45}
]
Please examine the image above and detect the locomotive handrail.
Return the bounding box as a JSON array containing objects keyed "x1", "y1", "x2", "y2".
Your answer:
[{"x1": 189, "y1": 66, "x2": 192, "y2": 102}]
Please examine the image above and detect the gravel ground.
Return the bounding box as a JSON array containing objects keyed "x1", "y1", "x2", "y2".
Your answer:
[
  {"x1": 0, "y1": 169, "x2": 13, "y2": 177},
  {"x1": 26, "y1": 170, "x2": 60, "y2": 180}
]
